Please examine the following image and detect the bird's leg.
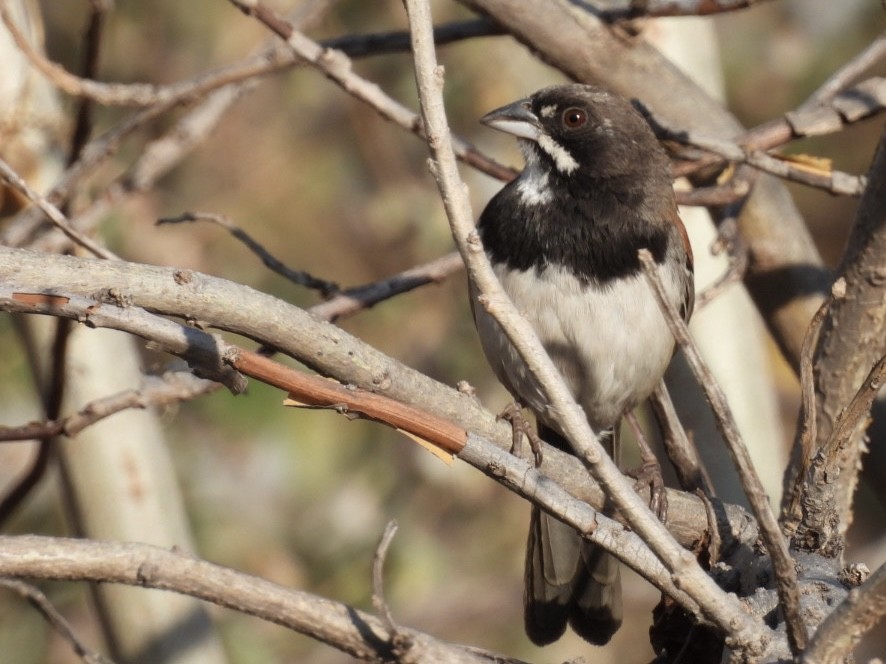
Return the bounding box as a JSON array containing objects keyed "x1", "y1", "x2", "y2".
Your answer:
[
  {"x1": 625, "y1": 411, "x2": 668, "y2": 522},
  {"x1": 498, "y1": 402, "x2": 544, "y2": 466}
]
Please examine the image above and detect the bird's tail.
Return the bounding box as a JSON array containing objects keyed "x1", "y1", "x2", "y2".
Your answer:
[{"x1": 524, "y1": 424, "x2": 622, "y2": 646}]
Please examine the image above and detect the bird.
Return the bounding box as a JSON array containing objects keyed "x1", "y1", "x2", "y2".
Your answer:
[{"x1": 469, "y1": 83, "x2": 694, "y2": 646}]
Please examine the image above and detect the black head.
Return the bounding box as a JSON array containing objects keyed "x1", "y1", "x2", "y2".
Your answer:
[{"x1": 481, "y1": 84, "x2": 669, "y2": 183}]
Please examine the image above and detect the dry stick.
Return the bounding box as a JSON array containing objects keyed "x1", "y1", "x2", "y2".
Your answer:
[
  {"x1": 0, "y1": 284, "x2": 694, "y2": 604},
  {"x1": 668, "y1": 129, "x2": 867, "y2": 196},
  {"x1": 650, "y1": 382, "x2": 714, "y2": 496},
  {"x1": 371, "y1": 520, "x2": 400, "y2": 635},
  {"x1": 157, "y1": 212, "x2": 339, "y2": 295},
  {"x1": 639, "y1": 249, "x2": 807, "y2": 654},
  {"x1": 799, "y1": 31, "x2": 886, "y2": 110},
  {"x1": 0, "y1": 158, "x2": 116, "y2": 259},
  {"x1": 671, "y1": 76, "x2": 886, "y2": 180},
  {"x1": 311, "y1": 251, "x2": 464, "y2": 322},
  {"x1": 0, "y1": 2, "x2": 293, "y2": 108},
  {"x1": 0, "y1": 373, "x2": 218, "y2": 443},
  {"x1": 800, "y1": 561, "x2": 886, "y2": 664},
  {"x1": 402, "y1": 0, "x2": 768, "y2": 655},
  {"x1": 0, "y1": 578, "x2": 115, "y2": 664},
  {"x1": 226, "y1": 0, "x2": 516, "y2": 183},
  {"x1": 0, "y1": 535, "x2": 517, "y2": 664},
  {"x1": 820, "y1": 354, "x2": 886, "y2": 459},
  {"x1": 157, "y1": 211, "x2": 465, "y2": 320},
  {"x1": 610, "y1": 0, "x2": 775, "y2": 17}
]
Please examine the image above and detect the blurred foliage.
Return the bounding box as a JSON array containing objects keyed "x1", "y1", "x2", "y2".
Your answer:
[{"x1": 0, "y1": 0, "x2": 883, "y2": 662}]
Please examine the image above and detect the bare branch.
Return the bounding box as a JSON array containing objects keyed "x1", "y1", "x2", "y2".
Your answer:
[
  {"x1": 157, "y1": 212, "x2": 339, "y2": 295},
  {"x1": 799, "y1": 32, "x2": 886, "y2": 109},
  {"x1": 310, "y1": 252, "x2": 464, "y2": 322},
  {"x1": 225, "y1": 0, "x2": 515, "y2": 182},
  {"x1": 371, "y1": 520, "x2": 400, "y2": 635},
  {"x1": 0, "y1": 578, "x2": 115, "y2": 664},
  {"x1": 801, "y1": 562, "x2": 886, "y2": 664},
  {"x1": 603, "y1": 0, "x2": 775, "y2": 18},
  {"x1": 0, "y1": 246, "x2": 761, "y2": 564},
  {"x1": 0, "y1": 372, "x2": 218, "y2": 443},
  {"x1": 788, "y1": 129, "x2": 886, "y2": 554},
  {"x1": 650, "y1": 382, "x2": 714, "y2": 496},
  {"x1": 0, "y1": 535, "x2": 519, "y2": 664},
  {"x1": 0, "y1": 157, "x2": 116, "y2": 259},
  {"x1": 638, "y1": 249, "x2": 807, "y2": 654}
]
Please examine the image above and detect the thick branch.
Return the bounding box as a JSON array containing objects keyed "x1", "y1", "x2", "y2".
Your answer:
[
  {"x1": 0, "y1": 246, "x2": 759, "y2": 562},
  {"x1": 0, "y1": 535, "x2": 515, "y2": 664},
  {"x1": 785, "y1": 129, "x2": 886, "y2": 555},
  {"x1": 801, "y1": 562, "x2": 886, "y2": 664}
]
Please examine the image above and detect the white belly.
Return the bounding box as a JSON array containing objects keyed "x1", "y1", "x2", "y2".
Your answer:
[{"x1": 472, "y1": 263, "x2": 681, "y2": 431}]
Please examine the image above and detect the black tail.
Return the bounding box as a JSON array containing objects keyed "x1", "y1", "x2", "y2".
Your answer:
[{"x1": 523, "y1": 423, "x2": 622, "y2": 646}]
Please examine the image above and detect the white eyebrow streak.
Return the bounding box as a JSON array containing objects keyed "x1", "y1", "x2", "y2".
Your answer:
[
  {"x1": 536, "y1": 134, "x2": 579, "y2": 174},
  {"x1": 539, "y1": 104, "x2": 557, "y2": 118}
]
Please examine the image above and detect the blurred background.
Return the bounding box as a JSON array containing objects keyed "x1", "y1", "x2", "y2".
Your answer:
[{"x1": 0, "y1": 1, "x2": 884, "y2": 662}]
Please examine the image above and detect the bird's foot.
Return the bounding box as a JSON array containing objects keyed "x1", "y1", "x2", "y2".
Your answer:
[
  {"x1": 628, "y1": 456, "x2": 668, "y2": 522},
  {"x1": 497, "y1": 402, "x2": 543, "y2": 466}
]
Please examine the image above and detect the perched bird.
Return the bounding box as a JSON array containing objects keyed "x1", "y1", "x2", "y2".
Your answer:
[{"x1": 470, "y1": 84, "x2": 694, "y2": 646}]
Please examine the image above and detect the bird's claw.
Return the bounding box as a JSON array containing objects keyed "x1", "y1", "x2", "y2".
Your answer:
[
  {"x1": 629, "y1": 458, "x2": 668, "y2": 522},
  {"x1": 497, "y1": 402, "x2": 544, "y2": 466}
]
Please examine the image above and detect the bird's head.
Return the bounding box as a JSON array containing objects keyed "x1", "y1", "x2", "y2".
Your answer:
[{"x1": 481, "y1": 84, "x2": 666, "y2": 181}]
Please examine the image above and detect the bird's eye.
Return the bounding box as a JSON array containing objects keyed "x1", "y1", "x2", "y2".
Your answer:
[{"x1": 562, "y1": 107, "x2": 588, "y2": 129}]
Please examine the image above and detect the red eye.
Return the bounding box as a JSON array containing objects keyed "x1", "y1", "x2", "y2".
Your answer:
[{"x1": 562, "y1": 107, "x2": 587, "y2": 128}]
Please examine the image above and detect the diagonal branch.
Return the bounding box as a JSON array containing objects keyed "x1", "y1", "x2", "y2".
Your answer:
[{"x1": 639, "y1": 249, "x2": 807, "y2": 654}]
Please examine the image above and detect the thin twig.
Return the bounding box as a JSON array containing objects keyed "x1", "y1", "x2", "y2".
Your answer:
[
  {"x1": 66, "y1": 0, "x2": 111, "y2": 166},
  {"x1": 799, "y1": 31, "x2": 886, "y2": 110},
  {"x1": 670, "y1": 76, "x2": 886, "y2": 181},
  {"x1": 226, "y1": 0, "x2": 516, "y2": 182},
  {"x1": 0, "y1": 578, "x2": 115, "y2": 664},
  {"x1": 403, "y1": 0, "x2": 768, "y2": 654},
  {"x1": 821, "y1": 354, "x2": 886, "y2": 459},
  {"x1": 638, "y1": 248, "x2": 808, "y2": 654},
  {"x1": 0, "y1": 158, "x2": 116, "y2": 259},
  {"x1": 311, "y1": 252, "x2": 464, "y2": 322},
  {"x1": 157, "y1": 212, "x2": 339, "y2": 296},
  {"x1": 650, "y1": 382, "x2": 714, "y2": 496},
  {"x1": 0, "y1": 372, "x2": 218, "y2": 443},
  {"x1": 602, "y1": 0, "x2": 775, "y2": 19},
  {"x1": 666, "y1": 127, "x2": 867, "y2": 196},
  {"x1": 371, "y1": 520, "x2": 400, "y2": 634}
]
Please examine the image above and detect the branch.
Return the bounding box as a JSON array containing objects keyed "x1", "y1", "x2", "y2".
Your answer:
[
  {"x1": 671, "y1": 76, "x2": 886, "y2": 180},
  {"x1": 801, "y1": 562, "x2": 886, "y2": 664},
  {"x1": 157, "y1": 212, "x2": 339, "y2": 295},
  {"x1": 0, "y1": 372, "x2": 218, "y2": 442},
  {"x1": 639, "y1": 249, "x2": 807, "y2": 654},
  {"x1": 787, "y1": 128, "x2": 886, "y2": 554},
  {"x1": 226, "y1": 0, "x2": 515, "y2": 182},
  {"x1": 0, "y1": 157, "x2": 116, "y2": 259},
  {"x1": 0, "y1": 246, "x2": 761, "y2": 605},
  {"x1": 403, "y1": 0, "x2": 769, "y2": 656},
  {"x1": 0, "y1": 535, "x2": 519, "y2": 664},
  {"x1": 0, "y1": 578, "x2": 115, "y2": 664}
]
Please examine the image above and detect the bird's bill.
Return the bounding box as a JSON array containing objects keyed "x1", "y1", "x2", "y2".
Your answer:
[{"x1": 480, "y1": 99, "x2": 541, "y2": 141}]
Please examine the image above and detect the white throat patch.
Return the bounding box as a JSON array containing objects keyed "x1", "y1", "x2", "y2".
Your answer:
[{"x1": 517, "y1": 142, "x2": 553, "y2": 206}]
